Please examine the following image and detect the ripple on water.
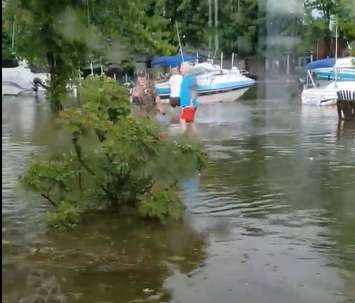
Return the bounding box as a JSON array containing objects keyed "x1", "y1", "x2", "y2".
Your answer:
[
  {"x1": 2, "y1": 107, "x2": 49, "y2": 250},
  {"x1": 190, "y1": 189, "x2": 289, "y2": 219},
  {"x1": 3, "y1": 94, "x2": 355, "y2": 303}
]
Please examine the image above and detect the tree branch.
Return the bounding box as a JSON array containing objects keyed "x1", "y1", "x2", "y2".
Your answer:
[
  {"x1": 72, "y1": 133, "x2": 114, "y2": 200},
  {"x1": 72, "y1": 135, "x2": 96, "y2": 176},
  {"x1": 41, "y1": 193, "x2": 57, "y2": 207}
]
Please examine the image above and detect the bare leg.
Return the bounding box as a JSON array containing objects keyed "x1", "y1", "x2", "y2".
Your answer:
[
  {"x1": 189, "y1": 108, "x2": 197, "y2": 135},
  {"x1": 180, "y1": 118, "x2": 187, "y2": 133},
  {"x1": 190, "y1": 122, "x2": 197, "y2": 134},
  {"x1": 155, "y1": 96, "x2": 163, "y2": 113}
]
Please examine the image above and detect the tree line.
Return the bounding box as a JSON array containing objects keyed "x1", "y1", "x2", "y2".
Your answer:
[{"x1": 2, "y1": 0, "x2": 355, "y2": 108}]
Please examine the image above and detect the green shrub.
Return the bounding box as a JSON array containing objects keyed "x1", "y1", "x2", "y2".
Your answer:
[
  {"x1": 138, "y1": 185, "x2": 184, "y2": 223},
  {"x1": 45, "y1": 201, "x2": 82, "y2": 231},
  {"x1": 20, "y1": 75, "x2": 206, "y2": 230}
]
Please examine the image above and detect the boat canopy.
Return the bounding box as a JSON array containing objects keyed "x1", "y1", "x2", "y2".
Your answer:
[
  {"x1": 304, "y1": 58, "x2": 335, "y2": 70},
  {"x1": 151, "y1": 53, "x2": 200, "y2": 67},
  {"x1": 334, "y1": 57, "x2": 355, "y2": 68}
]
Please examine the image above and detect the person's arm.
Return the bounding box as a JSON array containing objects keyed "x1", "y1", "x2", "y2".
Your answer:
[{"x1": 191, "y1": 75, "x2": 198, "y2": 100}]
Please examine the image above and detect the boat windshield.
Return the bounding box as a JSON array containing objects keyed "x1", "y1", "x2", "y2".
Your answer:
[
  {"x1": 189, "y1": 66, "x2": 211, "y2": 75},
  {"x1": 305, "y1": 70, "x2": 331, "y2": 88},
  {"x1": 307, "y1": 68, "x2": 354, "y2": 89}
]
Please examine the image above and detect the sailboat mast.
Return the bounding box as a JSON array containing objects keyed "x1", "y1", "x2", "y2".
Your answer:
[
  {"x1": 86, "y1": 0, "x2": 90, "y2": 26},
  {"x1": 208, "y1": 0, "x2": 212, "y2": 49},
  {"x1": 11, "y1": 18, "x2": 15, "y2": 49},
  {"x1": 175, "y1": 21, "x2": 184, "y2": 61},
  {"x1": 214, "y1": 0, "x2": 219, "y2": 52},
  {"x1": 335, "y1": 22, "x2": 338, "y2": 83}
]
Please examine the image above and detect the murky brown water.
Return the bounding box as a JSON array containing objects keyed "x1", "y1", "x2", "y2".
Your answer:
[{"x1": 3, "y1": 84, "x2": 355, "y2": 303}]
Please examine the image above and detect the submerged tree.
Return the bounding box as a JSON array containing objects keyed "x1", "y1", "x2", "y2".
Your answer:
[{"x1": 20, "y1": 76, "x2": 206, "y2": 230}]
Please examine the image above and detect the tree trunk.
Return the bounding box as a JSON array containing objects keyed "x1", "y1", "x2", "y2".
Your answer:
[{"x1": 46, "y1": 51, "x2": 64, "y2": 111}]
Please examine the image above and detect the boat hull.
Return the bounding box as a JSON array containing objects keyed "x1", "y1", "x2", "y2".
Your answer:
[
  {"x1": 2, "y1": 82, "x2": 25, "y2": 96},
  {"x1": 161, "y1": 87, "x2": 250, "y2": 105},
  {"x1": 301, "y1": 81, "x2": 355, "y2": 106},
  {"x1": 2, "y1": 82, "x2": 47, "y2": 96},
  {"x1": 156, "y1": 79, "x2": 255, "y2": 97},
  {"x1": 155, "y1": 62, "x2": 256, "y2": 101},
  {"x1": 313, "y1": 68, "x2": 355, "y2": 81},
  {"x1": 301, "y1": 88, "x2": 337, "y2": 106},
  {"x1": 2, "y1": 65, "x2": 48, "y2": 96}
]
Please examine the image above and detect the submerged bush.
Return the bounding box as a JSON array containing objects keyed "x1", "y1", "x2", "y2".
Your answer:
[
  {"x1": 20, "y1": 76, "x2": 206, "y2": 230},
  {"x1": 138, "y1": 185, "x2": 184, "y2": 223},
  {"x1": 45, "y1": 201, "x2": 82, "y2": 231}
]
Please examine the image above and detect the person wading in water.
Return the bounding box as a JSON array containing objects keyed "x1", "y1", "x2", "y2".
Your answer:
[
  {"x1": 168, "y1": 67, "x2": 182, "y2": 108},
  {"x1": 131, "y1": 70, "x2": 162, "y2": 116},
  {"x1": 179, "y1": 62, "x2": 199, "y2": 133}
]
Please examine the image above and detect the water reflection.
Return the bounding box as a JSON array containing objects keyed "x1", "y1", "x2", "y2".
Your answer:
[
  {"x1": 170, "y1": 87, "x2": 355, "y2": 303},
  {"x1": 3, "y1": 85, "x2": 355, "y2": 303},
  {"x1": 3, "y1": 215, "x2": 206, "y2": 303},
  {"x1": 337, "y1": 120, "x2": 355, "y2": 141},
  {"x1": 2, "y1": 95, "x2": 207, "y2": 303}
]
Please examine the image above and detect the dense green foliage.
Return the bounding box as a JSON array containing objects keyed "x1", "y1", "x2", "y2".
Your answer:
[
  {"x1": 2, "y1": 31, "x2": 16, "y2": 62},
  {"x1": 4, "y1": 0, "x2": 355, "y2": 62},
  {"x1": 159, "y1": 0, "x2": 266, "y2": 56},
  {"x1": 20, "y1": 76, "x2": 206, "y2": 230},
  {"x1": 2, "y1": 0, "x2": 355, "y2": 112},
  {"x1": 159, "y1": 0, "x2": 354, "y2": 57},
  {"x1": 301, "y1": 0, "x2": 355, "y2": 55},
  {"x1": 88, "y1": 0, "x2": 175, "y2": 55},
  {"x1": 2, "y1": 0, "x2": 175, "y2": 110},
  {"x1": 337, "y1": 0, "x2": 355, "y2": 54},
  {"x1": 3, "y1": 0, "x2": 92, "y2": 110},
  {"x1": 220, "y1": 0, "x2": 267, "y2": 56}
]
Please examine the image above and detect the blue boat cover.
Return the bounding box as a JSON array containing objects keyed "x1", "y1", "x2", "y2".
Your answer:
[
  {"x1": 304, "y1": 58, "x2": 336, "y2": 70},
  {"x1": 151, "y1": 53, "x2": 199, "y2": 67}
]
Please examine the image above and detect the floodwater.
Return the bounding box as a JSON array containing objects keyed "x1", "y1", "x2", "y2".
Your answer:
[{"x1": 2, "y1": 83, "x2": 355, "y2": 303}]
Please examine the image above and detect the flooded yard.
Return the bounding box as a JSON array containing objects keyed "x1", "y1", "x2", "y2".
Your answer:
[{"x1": 2, "y1": 83, "x2": 355, "y2": 303}]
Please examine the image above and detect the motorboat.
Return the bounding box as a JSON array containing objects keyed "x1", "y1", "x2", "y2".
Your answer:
[
  {"x1": 305, "y1": 57, "x2": 355, "y2": 81},
  {"x1": 301, "y1": 19, "x2": 355, "y2": 106},
  {"x1": 301, "y1": 69, "x2": 355, "y2": 106},
  {"x1": 154, "y1": 61, "x2": 256, "y2": 104},
  {"x1": 2, "y1": 60, "x2": 48, "y2": 96},
  {"x1": 301, "y1": 56, "x2": 355, "y2": 106}
]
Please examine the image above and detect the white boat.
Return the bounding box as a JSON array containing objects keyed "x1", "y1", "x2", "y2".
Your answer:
[
  {"x1": 308, "y1": 57, "x2": 355, "y2": 81},
  {"x1": 155, "y1": 62, "x2": 255, "y2": 104},
  {"x1": 189, "y1": 87, "x2": 250, "y2": 104},
  {"x1": 301, "y1": 20, "x2": 355, "y2": 106},
  {"x1": 301, "y1": 70, "x2": 355, "y2": 106},
  {"x1": 2, "y1": 60, "x2": 48, "y2": 96}
]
